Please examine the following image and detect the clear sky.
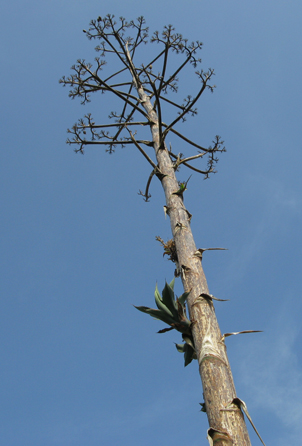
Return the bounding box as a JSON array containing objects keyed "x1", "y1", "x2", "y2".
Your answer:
[{"x1": 1, "y1": 1, "x2": 302, "y2": 445}]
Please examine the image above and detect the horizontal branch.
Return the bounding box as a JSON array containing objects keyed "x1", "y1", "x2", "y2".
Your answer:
[
  {"x1": 106, "y1": 81, "x2": 133, "y2": 88},
  {"x1": 178, "y1": 152, "x2": 206, "y2": 164},
  {"x1": 162, "y1": 124, "x2": 210, "y2": 151},
  {"x1": 67, "y1": 138, "x2": 153, "y2": 147},
  {"x1": 81, "y1": 121, "x2": 150, "y2": 130},
  {"x1": 169, "y1": 152, "x2": 210, "y2": 175}
]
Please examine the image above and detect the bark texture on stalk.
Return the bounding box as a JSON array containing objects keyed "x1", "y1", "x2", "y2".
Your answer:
[{"x1": 60, "y1": 15, "x2": 256, "y2": 446}]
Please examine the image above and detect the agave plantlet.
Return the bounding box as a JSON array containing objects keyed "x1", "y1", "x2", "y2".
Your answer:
[{"x1": 135, "y1": 279, "x2": 196, "y2": 365}]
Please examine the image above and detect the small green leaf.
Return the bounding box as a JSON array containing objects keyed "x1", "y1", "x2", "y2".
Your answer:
[
  {"x1": 176, "y1": 300, "x2": 191, "y2": 327},
  {"x1": 161, "y1": 282, "x2": 178, "y2": 317},
  {"x1": 175, "y1": 343, "x2": 185, "y2": 353},
  {"x1": 199, "y1": 402, "x2": 207, "y2": 412},
  {"x1": 169, "y1": 277, "x2": 175, "y2": 291},
  {"x1": 182, "y1": 335, "x2": 195, "y2": 350},
  {"x1": 178, "y1": 290, "x2": 190, "y2": 306},
  {"x1": 184, "y1": 344, "x2": 196, "y2": 366},
  {"x1": 158, "y1": 326, "x2": 174, "y2": 334},
  {"x1": 175, "y1": 338, "x2": 197, "y2": 366},
  {"x1": 154, "y1": 284, "x2": 174, "y2": 317},
  {"x1": 134, "y1": 306, "x2": 175, "y2": 326},
  {"x1": 154, "y1": 283, "x2": 162, "y2": 302}
]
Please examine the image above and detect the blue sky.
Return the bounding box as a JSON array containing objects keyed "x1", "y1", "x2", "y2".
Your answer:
[{"x1": 1, "y1": 0, "x2": 302, "y2": 445}]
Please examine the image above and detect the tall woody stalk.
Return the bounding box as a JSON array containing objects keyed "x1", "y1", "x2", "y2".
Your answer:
[{"x1": 60, "y1": 15, "x2": 255, "y2": 446}]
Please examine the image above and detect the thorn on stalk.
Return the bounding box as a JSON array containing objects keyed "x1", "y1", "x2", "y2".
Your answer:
[
  {"x1": 163, "y1": 205, "x2": 171, "y2": 218},
  {"x1": 194, "y1": 247, "x2": 228, "y2": 260},
  {"x1": 192, "y1": 293, "x2": 229, "y2": 307},
  {"x1": 225, "y1": 398, "x2": 266, "y2": 446},
  {"x1": 174, "y1": 264, "x2": 181, "y2": 277},
  {"x1": 174, "y1": 221, "x2": 187, "y2": 234},
  {"x1": 199, "y1": 293, "x2": 229, "y2": 302},
  {"x1": 181, "y1": 264, "x2": 191, "y2": 277},
  {"x1": 154, "y1": 169, "x2": 167, "y2": 181},
  {"x1": 156, "y1": 142, "x2": 166, "y2": 152},
  {"x1": 186, "y1": 209, "x2": 192, "y2": 222},
  {"x1": 207, "y1": 428, "x2": 232, "y2": 446},
  {"x1": 220, "y1": 330, "x2": 263, "y2": 343}
]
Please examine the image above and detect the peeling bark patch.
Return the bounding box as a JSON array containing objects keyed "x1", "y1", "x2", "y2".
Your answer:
[{"x1": 199, "y1": 330, "x2": 226, "y2": 366}]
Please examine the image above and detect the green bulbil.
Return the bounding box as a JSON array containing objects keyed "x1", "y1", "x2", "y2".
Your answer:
[
  {"x1": 172, "y1": 175, "x2": 192, "y2": 197},
  {"x1": 173, "y1": 183, "x2": 187, "y2": 196}
]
